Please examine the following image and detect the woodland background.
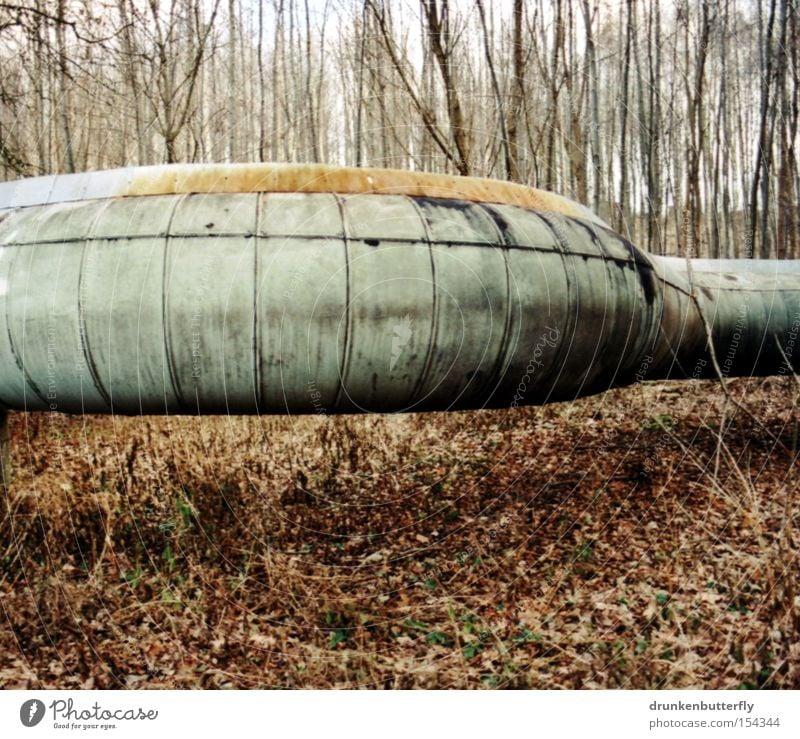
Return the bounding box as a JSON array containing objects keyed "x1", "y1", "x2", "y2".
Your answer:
[
  {"x1": 0, "y1": 0, "x2": 799, "y2": 258},
  {"x1": 0, "y1": 0, "x2": 799, "y2": 690}
]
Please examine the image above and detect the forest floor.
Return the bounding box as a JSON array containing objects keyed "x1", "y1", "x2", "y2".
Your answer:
[{"x1": 0, "y1": 376, "x2": 798, "y2": 689}]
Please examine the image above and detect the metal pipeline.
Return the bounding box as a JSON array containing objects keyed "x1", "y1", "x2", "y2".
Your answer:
[{"x1": 0, "y1": 163, "x2": 798, "y2": 416}]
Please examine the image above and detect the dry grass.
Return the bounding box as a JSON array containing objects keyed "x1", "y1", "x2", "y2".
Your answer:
[{"x1": 1, "y1": 377, "x2": 798, "y2": 689}]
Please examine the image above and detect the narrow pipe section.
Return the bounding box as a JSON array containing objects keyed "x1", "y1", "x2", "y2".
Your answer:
[{"x1": 0, "y1": 165, "x2": 798, "y2": 415}]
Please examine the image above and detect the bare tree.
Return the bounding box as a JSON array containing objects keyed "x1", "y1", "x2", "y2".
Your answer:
[{"x1": 0, "y1": 0, "x2": 797, "y2": 263}]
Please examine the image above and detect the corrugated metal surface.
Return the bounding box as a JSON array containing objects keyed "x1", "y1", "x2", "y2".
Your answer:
[{"x1": 0, "y1": 165, "x2": 798, "y2": 415}]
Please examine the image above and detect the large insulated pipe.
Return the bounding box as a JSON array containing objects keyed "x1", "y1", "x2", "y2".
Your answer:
[{"x1": 0, "y1": 163, "x2": 798, "y2": 416}]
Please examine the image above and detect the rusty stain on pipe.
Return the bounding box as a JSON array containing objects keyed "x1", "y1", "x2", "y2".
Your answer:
[{"x1": 0, "y1": 163, "x2": 604, "y2": 225}]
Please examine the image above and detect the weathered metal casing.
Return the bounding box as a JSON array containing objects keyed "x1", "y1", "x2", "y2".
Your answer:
[{"x1": 0, "y1": 164, "x2": 798, "y2": 415}]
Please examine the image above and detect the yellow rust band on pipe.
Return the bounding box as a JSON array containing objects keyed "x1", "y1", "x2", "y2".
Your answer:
[
  {"x1": 0, "y1": 163, "x2": 603, "y2": 225},
  {"x1": 123, "y1": 164, "x2": 600, "y2": 221}
]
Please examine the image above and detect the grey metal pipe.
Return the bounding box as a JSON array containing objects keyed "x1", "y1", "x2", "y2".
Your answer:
[{"x1": 0, "y1": 163, "x2": 798, "y2": 416}]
